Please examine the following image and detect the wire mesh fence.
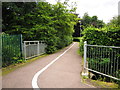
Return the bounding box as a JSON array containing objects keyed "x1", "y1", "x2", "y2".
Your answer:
[
  {"x1": 1, "y1": 34, "x2": 47, "y2": 67},
  {"x1": 2, "y1": 34, "x2": 22, "y2": 67},
  {"x1": 0, "y1": 34, "x2": 2, "y2": 68},
  {"x1": 23, "y1": 41, "x2": 47, "y2": 60},
  {"x1": 84, "y1": 41, "x2": 120, "y2": 80}
]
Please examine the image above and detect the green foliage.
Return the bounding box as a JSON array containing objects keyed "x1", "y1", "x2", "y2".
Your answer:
[
  {"x1": 2, "y1": 34, "x2": 23, "y2": 67},
  {"x1": 2, "y1": 2, "x2": 78, "y2": 54},
  {"x1": 107, "y1": 16, "x2": 120, "y2": 27},
  {"x1": 80, "y1": 16, "x2": 120, "y2": 82},
  {"x1": 80, "y1": 25, "x2": 120, "y2": 54},
  {"x1": 73, "y1": 37, "x2": 81, "y2": 42},
  {"x1": 81, "y1": 13, "x2": 105, "y2": 29}
]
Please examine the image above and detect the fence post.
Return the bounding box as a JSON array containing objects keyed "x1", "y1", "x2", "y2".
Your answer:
[
  {"x1": 20, "y1": 34, "x2": 23, "y2": 59},
  {"x1": 37, "y1": 41, "x2": 39, "y2": 56},
  {"x1": 84, "y1": 41, "x2": 87, "y2": 69},
  {"x1": 24, "y1": 41, "x2": 26, "y2": 61},
  {"x1": 82, "y1": 41, "x2": 88, "y2": 77}
]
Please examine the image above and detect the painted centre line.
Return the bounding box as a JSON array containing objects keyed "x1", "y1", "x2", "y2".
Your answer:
[{"x1": 32, "y1": 42, "x2": 76, "y2": 89}]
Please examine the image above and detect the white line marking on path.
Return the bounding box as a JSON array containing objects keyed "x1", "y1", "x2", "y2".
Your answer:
[{"x1": 32, "y1": 42, "x2": 76, "y2": 89}]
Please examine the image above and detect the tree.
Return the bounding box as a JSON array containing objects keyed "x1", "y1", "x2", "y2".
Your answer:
[
  {"x1": 2, "y1": 2, "x2": 78, "y2": 53},
  {"x1": 51, "y1": 2, "x2": 78, "y2": 49},
  {"x1": 107, "y1": 16, "x2": 120, "y2": 27},
  {"x1": 81, "y1": 13, "x2": 105, "y2": 29},
  {"x1": 2, "y1": 2, "x2": 37, "y2": 33}
]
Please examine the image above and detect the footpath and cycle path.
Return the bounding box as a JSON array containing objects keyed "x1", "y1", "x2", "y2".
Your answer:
[{"x1": 2, "y1": 42, "x2": 95, "y2": 88}]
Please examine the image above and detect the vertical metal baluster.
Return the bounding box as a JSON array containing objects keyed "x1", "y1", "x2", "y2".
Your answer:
[
  {"x1": 114, "y1": 49, "x2": 116, "y2": 77},
  {"x1": 103, "y1": 47, "x2": 105, "y2": 74},
  {"x1": 91, "y1": 47, "x2": 93, "y2": 70},
  {"x1": 90, "y1": 46, "x2": 92, "y2": 69},
  {"x1": 103, "y1": 47, "x2": 105, "y2": 73},
  {"x1": 94, "y1": 46, "x2": 96, "y2": 71},
  {"x1": 20, "y1": 34, "x2": 23, "y2": 59},
  {"x1": 87, "y1": 46, "x2": 89, "y2": 68},
  {"x1": 31, "y1": 43, "x2": 33, "y2": 57},
  {"x1": 99, "y1": 47, "x2": 101, "y2": 72},
  {"x1": 33, "y1": 42, "x2": 34, "y2": 56},
  {"x1": 88, "y1": 47, "x2": 91, "y2": 69},
  {"x1": 101, "y1": 47, "x2": 104, "y2": 73},
  {"x1": 26, "y1": 44, "x2": 28, "y2": 58},
  {"x1": 97, "y1": 47, "x2": 98, "y2": 71},
  {"x1": 29, "y1": 43, "x2": 30, "y2": 58},
  {"x1": 105, "y1": 47, "x2": 107, "y2": 74},
  {"x1": 107, "y1": 48, "x2": 110, "y2": 75},
  {"x1": 92, "y1": 46, "x2": 94, "y2": 70},
  {"x1": 116, "y1": 49, "x2": 119, "y2": 78},
  {"x1": 98, "y1": 47, "x2": 100, "y2": 72},
  {"x1": 34, "y1": 42, "x2": 35, "y2": 56},
  {"x1": 40, "y1": 41, "x2": 41, "y2": 54},
  {"x1": 30, "y1": 43, "x2": 31, "y2": 57},
  {"x1": 111, "y1": 48, "x2": 113, "y2": 76},
  {"x1": 38, "y1": 41, "x2": 39, "y2": 56},
  {"x1": 26, "y1": 42, "x2": 27, "y2": 59},
  {"x1": 100, "y1": 47, "x2": 102, "y2": 73},
  {"x1": 84, "y1": 41, "x2": 87, "y2": 69},
  {"x1": 96, "y1": 47, "x2": 98, "y2": 71},
  {"x1": 97, "y1": 47, "x2": 99, "y2": 72}
]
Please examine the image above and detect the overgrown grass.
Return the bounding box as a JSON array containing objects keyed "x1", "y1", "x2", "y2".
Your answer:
[
  {"x1": 1, "y1": 54, "x2": 48, "y2": 76},
  {"x1": 88, "y1": 79, "x2": 119, "y2": 88},
  {"x1": 81, "y1": 73, "x2": 119, "y2": 88}
]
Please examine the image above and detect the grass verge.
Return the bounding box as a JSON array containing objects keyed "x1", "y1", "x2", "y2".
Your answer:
[
  {"x1": 2, "y1": 54, "x2": 48, "y2": 76},
  {"x1": 84, "y1": 79, "x2": 119, "y2": 88}
]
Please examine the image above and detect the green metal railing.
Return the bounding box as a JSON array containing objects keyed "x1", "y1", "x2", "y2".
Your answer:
[
  {"x1": 0, "y1": 34, "x2": 2, "y2": 68},
  {"x1": 2, "y1": 34, "x2": 22, "y2": 67}
]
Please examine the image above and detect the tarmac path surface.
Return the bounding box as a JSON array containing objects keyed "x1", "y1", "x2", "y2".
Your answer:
[{"x1": 2, "y1": 42, "x2": 95, "y2": 88}]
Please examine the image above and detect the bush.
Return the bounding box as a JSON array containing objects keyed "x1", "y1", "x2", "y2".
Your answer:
[
  {"x1": 80, "y1": 26, "x2": 120, "y2": 82},
  {"x1": 73, "y1": 37, "x2": 81, "y2": 42},
  {"x1": 2, "y1": 2, "x2": 78, "y2": 54},
  {"x1": 80, "y1": 26, "x2": 120, "y2": 55}
]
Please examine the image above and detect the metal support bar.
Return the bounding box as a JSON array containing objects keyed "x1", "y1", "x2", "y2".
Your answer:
[
  {"x1": 82, "y1": 41, "x2": 88, "y2": 77},
  {"x1": 84, "y1": 41, "x2": 87, "y2": 69},
  {"x1": 85, "y1": 67, "x2": 120, "y2": 81},
  {"x1": 37, "y1": 41, "x2": 39, "y2": 55},
  {"x1": 24, "y1": 41, "x2": 26, "y2": 60}
]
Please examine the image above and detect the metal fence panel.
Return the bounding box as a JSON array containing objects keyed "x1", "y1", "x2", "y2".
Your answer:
[
  {"x1": 24, "y1": 41, "x2": 47, "y2": 60},
  {"x1": 0, "y1": 34, "x2": 2, "y2": 68},
  {"x1": 39, "y1": 42, "x2": 46, "y2": 55},
  {"x1": 84, "y1": 41, "x2": 120, "y2": 80}
]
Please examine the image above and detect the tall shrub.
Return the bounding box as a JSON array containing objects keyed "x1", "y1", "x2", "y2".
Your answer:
[{"x1": 2, "y1": 2, "x2": 78, "y2": 54}]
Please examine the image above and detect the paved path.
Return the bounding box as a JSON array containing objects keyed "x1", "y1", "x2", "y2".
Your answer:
[{"x1": 2, "y1": 42, "x2": 95, "y2": 88}]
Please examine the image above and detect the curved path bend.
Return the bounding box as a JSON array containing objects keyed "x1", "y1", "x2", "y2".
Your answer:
[{"x1": 2, "y1": 42, "x2": 95, "y2": 88}]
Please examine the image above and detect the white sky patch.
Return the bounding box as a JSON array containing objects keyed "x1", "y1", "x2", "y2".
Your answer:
[{"x1": 46, "y1": 0, "x2": 120, "y2": 23}]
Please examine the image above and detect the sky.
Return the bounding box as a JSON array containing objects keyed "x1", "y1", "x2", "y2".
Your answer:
[{"x1": 46, "y1": 0, "x2": 120, "y2": 23}]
